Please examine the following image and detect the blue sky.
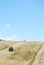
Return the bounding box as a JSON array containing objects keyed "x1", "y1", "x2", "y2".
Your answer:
[{"x1": 0, "y1": 0, "x2": 44, "y2": 41}]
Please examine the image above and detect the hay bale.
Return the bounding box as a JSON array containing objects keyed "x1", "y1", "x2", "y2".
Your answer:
[{"x1": 9, "y1": 47, "x2": 13, "y2": 52}]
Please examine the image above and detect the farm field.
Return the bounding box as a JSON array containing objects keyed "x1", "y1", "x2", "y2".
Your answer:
[{"x1": 0, "y1": 41, "x2": 44, "y2": 65}]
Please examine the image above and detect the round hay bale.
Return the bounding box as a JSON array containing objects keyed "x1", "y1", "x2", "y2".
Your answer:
[{"x1": 9, "y1": 47, "x2": 14, "y2": 52}]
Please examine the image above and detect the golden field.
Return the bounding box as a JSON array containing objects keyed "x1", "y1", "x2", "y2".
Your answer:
[{"x1": 0, "y1": 41, "x2": 44, "y2": 65}]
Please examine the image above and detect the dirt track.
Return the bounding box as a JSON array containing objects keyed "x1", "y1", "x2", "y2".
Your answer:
[{"x1": 32, "y1": 43, "x2": 44, "y2": 65}]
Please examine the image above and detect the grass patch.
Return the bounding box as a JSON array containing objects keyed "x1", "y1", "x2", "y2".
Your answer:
[{"x1": 0, "y1": 43, "x2": 8, "y2": 50}]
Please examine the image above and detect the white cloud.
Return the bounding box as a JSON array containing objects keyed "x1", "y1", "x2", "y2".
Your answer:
[
  {"x1": 0, "y1": 35, "x2": 17, "y2": 41},
  {"x1": 6, "y1": 24, "x2": 11, "y2": 27},
  {"x1": 0, "y1": 37, "x2": 3, "y2": 39}
]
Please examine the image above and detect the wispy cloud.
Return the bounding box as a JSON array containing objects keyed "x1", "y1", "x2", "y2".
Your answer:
[
  {"x1": 0, "y1": 35, "x2": 17, "y2": 41},
  {"x1": 6, "y1": 24, "x2": 11, "y2": 27}
]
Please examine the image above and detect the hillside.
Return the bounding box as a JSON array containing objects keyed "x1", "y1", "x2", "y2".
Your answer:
[{"x1": 0, "y1": 41, "x2": 44, "y2": 65}]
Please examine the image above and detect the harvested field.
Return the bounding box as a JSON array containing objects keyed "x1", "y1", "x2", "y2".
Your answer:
[{"x1": 0, "y1": 41, "x2": 44, "y2": 65}]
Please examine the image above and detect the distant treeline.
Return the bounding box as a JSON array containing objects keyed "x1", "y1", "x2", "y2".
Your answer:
[
  {"x1": 0, "y1": 39, "x2": 5, "y2": 41},
  {"x1": 0, "y1": 39, "x2": 2, "y2": 41}
]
